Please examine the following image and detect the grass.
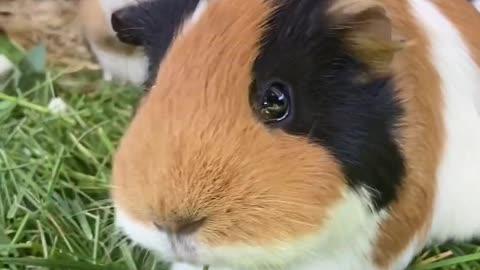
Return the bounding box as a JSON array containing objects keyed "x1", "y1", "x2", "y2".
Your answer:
[
  {"x1": 0, "y1": 37, "x2": 479, "y2": 270},
  {"x1": 0, "y1": 37, "x2": 167, "y2": 270}
]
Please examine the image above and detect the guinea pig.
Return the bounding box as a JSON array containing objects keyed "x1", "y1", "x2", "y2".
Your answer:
[
  {"x1": 78, "y1": 0, "x2": 148, "y2": 85},
  {"x1": 111, "y1": 0, "x2": 480, "y2": 270},
  {"x1": 109, "y1": 0, "x2": 206, "y2": 88}
]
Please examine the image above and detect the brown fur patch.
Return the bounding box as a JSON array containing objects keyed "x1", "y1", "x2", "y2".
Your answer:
[
  {"x1": 371, "y1": 0, "x2": 445, "y2": 268},
  {"x1": 329, "y1": 0, "x2": 405, "y2": 78},
  {"x1": 112, "y1": 0, "x2": 346, "y2": 247}
]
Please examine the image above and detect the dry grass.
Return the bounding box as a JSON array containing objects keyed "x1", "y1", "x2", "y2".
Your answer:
[{"x1": 0, "y1": 0, "x2": 99, "y2": 71}]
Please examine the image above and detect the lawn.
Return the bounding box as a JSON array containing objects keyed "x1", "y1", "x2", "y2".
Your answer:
[{"x1": 1, "y1": 37, "x2": 480, "y2": 270}]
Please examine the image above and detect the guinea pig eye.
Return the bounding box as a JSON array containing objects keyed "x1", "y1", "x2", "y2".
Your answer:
[{"x1": 259, "y1": 82, "x2": 291, "y2": 123}]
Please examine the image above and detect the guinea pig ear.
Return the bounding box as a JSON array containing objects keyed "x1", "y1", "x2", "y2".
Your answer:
[
  {"x1": 328, "y1": 0, "x2": 404, "y2": 78},
  {"x1": 111, "y1": 5, "x2": 145, "y2": 46}
]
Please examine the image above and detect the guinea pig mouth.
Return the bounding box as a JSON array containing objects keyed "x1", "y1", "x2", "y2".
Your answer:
[{"x1": 169, "y1": 235, "x2": 200, "y2": 263}]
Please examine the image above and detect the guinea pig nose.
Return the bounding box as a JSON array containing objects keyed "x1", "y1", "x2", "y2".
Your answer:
[
  {"x1": 155, "y1": 217, "x2": 207, "y2": 236},
  {"x1": 110, "y1": 9, "x2": 143, "y2": 46},
  {"x1": 111, "y1": 10, "x2": 126, "y2": 32}
]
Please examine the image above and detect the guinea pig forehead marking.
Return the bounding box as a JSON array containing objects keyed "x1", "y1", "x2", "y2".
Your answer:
[{"x1": 147, "y1": 0, "x2": 273, "y2": 104}]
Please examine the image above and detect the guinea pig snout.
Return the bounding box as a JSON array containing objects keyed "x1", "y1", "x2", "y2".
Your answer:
[
  {"x1": 158, "y1": 218, "x2": 205, "y2": 263},
  {"x1": 154, "y1": 217, "x2": 207, "y2": 237},
  {"x1": 111, "y1": 9, "x2": 143, "y2": 46},
  {"x1": 114, "y1": 207, "x2": 203, "y2": 264}
]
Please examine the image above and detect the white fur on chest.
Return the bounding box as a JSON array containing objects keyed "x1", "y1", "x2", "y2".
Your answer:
[{"x1": 409, "y1": 0, "x2": 480, "y2": 243}]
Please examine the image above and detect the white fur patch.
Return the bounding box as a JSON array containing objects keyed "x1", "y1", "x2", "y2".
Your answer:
[
  {"x1": 90, "y1": 43, "x2": 148, "y2": 85},
  {"x1": 197, "y1": 189, "x2": 384, "y2": 270},
  {"x1": 201, "y1": 190, "x2": 386, "y2": 270},
  {"x1": 116, "y1": 189, "x2": 386, "y2": 270},
  {"x1": 180, "y1": 0, "x2": 209, "y2": 36},
  {"x1": 409, "y1": 0, "x2": 480, "y2": 243},
  {"x1": 82, "y1": 0, "x2": 149, "y2": 85},
  {"x1": 471, "y1": 0, "x2": 480, "y2": 12},
  {"x1": 390, "y1": 236, "x2": 423, "y2": 270}
]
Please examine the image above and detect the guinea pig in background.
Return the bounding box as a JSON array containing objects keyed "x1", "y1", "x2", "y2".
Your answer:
[
  {"x1": 110, "y1": 0, "x2": 480, "y2": 270},
  {"x1": 78, "y1": 0, "x2": 148, "y2": 85},
  {"x1": 109, "y1": 0, "x2": 206, "y2": 88}
]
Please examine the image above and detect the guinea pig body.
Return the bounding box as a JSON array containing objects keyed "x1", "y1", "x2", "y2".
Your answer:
[
  {"x1": 78, "y1": 0, "x2": 148, "y2": 85},
  {"x1": 111, "y1": 0, "x2": 480, "y2": 269}
]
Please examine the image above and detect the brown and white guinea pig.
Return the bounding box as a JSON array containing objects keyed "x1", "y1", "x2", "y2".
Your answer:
[
  {"x1": 110, "y1": 0, "x2": 480, "y2": 269},
  {"x1": 78, "y1": 0, "x2": 148, "y2": 85}
]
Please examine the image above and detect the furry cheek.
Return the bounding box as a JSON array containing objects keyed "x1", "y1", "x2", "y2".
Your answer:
[
  {"x1": 115, "y1": 208, "x2": 175, "y2": 260},
  {"x1": 193, "y1": 188, "x2": 385, "y2": 269}
]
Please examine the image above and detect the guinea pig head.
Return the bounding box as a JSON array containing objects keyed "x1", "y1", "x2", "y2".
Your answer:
[
  {"x1": 110, "y1": 0, "x2": 203, "y2": 88},
  {"x1": 112, "y1": 0, "x2": 405, "y2": 268}
]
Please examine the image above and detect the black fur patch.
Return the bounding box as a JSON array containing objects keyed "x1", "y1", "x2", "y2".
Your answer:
[
  {"x1": 111, "y1": 0, "x2": 200, "y2": 88},
  {"x1": 250, "y1": 0, "x2": 406, "y2": 210}
]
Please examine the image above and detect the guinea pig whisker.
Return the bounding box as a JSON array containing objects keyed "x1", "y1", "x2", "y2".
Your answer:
[
  {"x1": 135, "y1": 2, "x2": 158, "y2": 26},
  {"x1": 249, "y1": 216, "x2": 318, "y2": 228},
  {"x1": 254, "y1": 196, "x2": 324, "y2": 206},
  {"x1": 259, "y1": 199, "x2": 324, "y2": 209},
  {"x1": 117, "y1": 27, "x2": 145, "y2": 32},
  {"x1": 278, "y1": 218, "x2": 319, "y2": 228}
]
